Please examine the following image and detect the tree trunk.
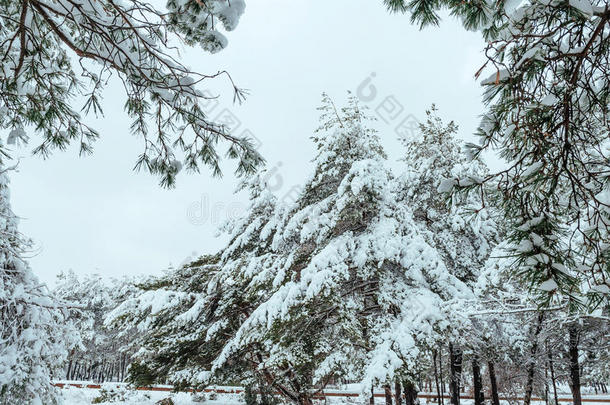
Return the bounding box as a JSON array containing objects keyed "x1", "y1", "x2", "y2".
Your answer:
[
  {"x1": 449, "y1": 343, "x2": 462, "y2": 405},
  {"x1": 434, "y1": 350, "x2": 442, "y2": 404},
  {"x1": 298, "y1": 394, "x2": 314, "y2": 405},
  {"x1": 439, "y1": 347, "x2": 445, "y2": 405},
  {"x1": 569, "y1": 325, "x2": 582, "y2": 405},
  {"x1": 403, "y1": 381, "x2": 417, "y2": 405},
  {"x1": 99, "y1": 360, "x2": 105, "y2": 383},
  {"x1": 524, "y1": 313, "x2": 544, "y2": 405},
  {"x1": 121, "y1": 353, "x2": 127, "y2": 381},
  {"x1": 487, "y1": 361, "x2": 500, "y2": 405},
  {"x1": 385, "y1": 384, "x2": 393, "y2": 405},
  {"x1": 395, "y1": 380, "x2": 403, "y2": 405},
  {"x1": 66, "y1": 359, "x2": 73, "y2": 380},
  {"x1": 472, "y1": 356, "x2": 484, "y2": 405},
  {"x1": 544, "y1": 362, "x2": 550, "y2": 405},
  {"x1": 370, "y1": 385, "x2": 375, "y2": 405},
  {"x1": 548, "y1": 348, "x2": 559, "y2": 405}
]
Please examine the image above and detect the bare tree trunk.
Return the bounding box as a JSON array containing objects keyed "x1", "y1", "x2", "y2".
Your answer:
[
  {"x1": 472, "y1": 356, "x2": 484, "y2": 405},
  {"x1": 439, "y1": 347, "x2": 445, "y2": 405},
  {"x1": 395, "y1": 380, "x2": 403, "y2": 405},
  {"x1": 370, "y1": 385, "x2": 375, "y2": 405},
  {"x1": 434, "y1": 350, "x2": 442, "y2": 404},
  {"x1": 487, "y1": 361, "x2": 500, "y2": 405},
  {"x1": 569, "y1": 325, "x2": 582, "y2": 405},
  {"x1": 544, "y1": 362, "x2": 550, "y2": 405},
  {"x1": 66, "y1": 358, "x2": 73, "y2": 380},
  {"x1": 524, "y1": 313, "x2": 544, "y2": 405},
  {"x1": 547, "y1": 348, "x2": 559, "y2": 405},
  {"x1": 548, "y1": 348, "x2": 559, "y2": 405},
  {"x1": 99, "y1": 360, "x2": 105, "y2": 383},
  {"x1": 298, "y1": 394, "x2": 313, "y2": 405},
  {"x1": 403, "y1": 381, "x2": 417, "y2": 405},
  {"x1": 120, "y1": 353, "x2": 126, "y2": 381},
  {"x1": 385, "y1": 384, "x2": 393, "y2": 405},
  {"x1": 449, "y1": 343, "x2": 462, "y2": 405}
]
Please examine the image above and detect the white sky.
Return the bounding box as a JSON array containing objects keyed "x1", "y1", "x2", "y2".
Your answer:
[{"x1": 8, "y1": 0, "x2": 493, "y2": 285}]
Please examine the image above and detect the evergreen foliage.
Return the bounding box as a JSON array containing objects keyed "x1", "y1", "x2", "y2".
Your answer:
[
  {"x1": 108, "y1": 96, "x2": 499, "y2": 403},
  {"x1": 0, "y1": 0, "x2": 262, "y2": 187},
  {"x1": 0, "y1": 159, "x2": 78, "y2": 404},
  {"x1": 384, "y1": 0, "x2": 610, "y2": 308}
]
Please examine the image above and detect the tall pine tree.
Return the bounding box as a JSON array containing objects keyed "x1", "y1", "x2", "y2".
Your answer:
[
  {"x1": 0, "y1": 160, "x2": 78, "y2": 404},
  {"x1": 110, "y1": 95, "x2": 474, "y2": 404}
]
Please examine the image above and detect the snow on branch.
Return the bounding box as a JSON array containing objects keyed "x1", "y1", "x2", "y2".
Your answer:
[{"x1": 0, "y1": 0, "x2": 263, "y2": 186}]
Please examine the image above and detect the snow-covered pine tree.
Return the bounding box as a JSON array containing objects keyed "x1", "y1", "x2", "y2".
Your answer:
[
  {"x1": 208, "y1": 94, "x2": 474, "y2": 402},
  {"x1": 399, "y1": 105, "x2": 499, "y2": 285},
  {"x1": 397, "y1": 106, "x2": 500, "y2": 403},
  {"x1": 106, "y1": 255, "x2": 226, "y2": 387},
  {"x1": 106, "y1": 171, "x2": 281, "y2": 390},
  {"x1": 109, "y1": 94, "x2": 474, "y2": 404},
  {"x1": 0, "y1": 0, "x2": 262, "y2": 186},
  {"x1": 0, "y1": 162, "x2": 78, "y2": 404},
  {"x1": 381, "y1": 0, "x2": 610, "y2": 397},
  {"x1": 383, "y1": 0, "x2": 610, "y2": 306}
]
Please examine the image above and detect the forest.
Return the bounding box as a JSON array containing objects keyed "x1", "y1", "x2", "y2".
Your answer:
[{"x1": 1, "y1": 0, "x2": 610, "y2": 404}]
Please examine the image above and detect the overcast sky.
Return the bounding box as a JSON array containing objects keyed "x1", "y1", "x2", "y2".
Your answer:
[{"x1": 9, "y1": 0, "x2": 492, "y2": 285}]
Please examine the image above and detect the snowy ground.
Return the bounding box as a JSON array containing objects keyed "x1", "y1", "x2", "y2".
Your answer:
[
  {"x1": 59, "y1": 384, "x2": 241, "y2": 405},
  {"x1": 57, "y1": 384, "x2": 444, "y2": 405},
  {"x1": 58, "y1": 385, "x2": 386, "y2": 404},
  {"x1": 57, "y1": 383, "x2": 610, "y2": 405}
]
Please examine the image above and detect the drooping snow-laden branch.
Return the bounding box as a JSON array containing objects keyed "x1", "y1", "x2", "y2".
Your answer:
[
  {"x1": 471, "y1": 4, "x2": 610, "y2": 296},
  {"x1": 386, "y1": 0, "x2": 610, "y2": 307},
  {"x1": 0, "y1": 0, "x2": 263, "y2": 186}
]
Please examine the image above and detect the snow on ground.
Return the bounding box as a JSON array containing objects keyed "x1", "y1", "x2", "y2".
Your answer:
[
  {"x1": 57, "y1": 384, "x2": 426, "y2": 405},
  {"x1": 58, "y1": 386, "x2": 386, "y2": 404},
  {"x1": 58, "y1": 386, "x2": 382, "y2": 404},
  {"x1": 58, "y1": 384, "x2": 610, "y2": 405},
  {"x1": 59, "y1": 384, "x2": 241, "y2": 405}
]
